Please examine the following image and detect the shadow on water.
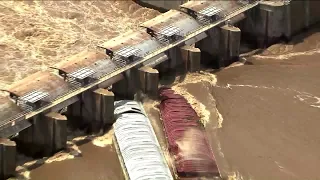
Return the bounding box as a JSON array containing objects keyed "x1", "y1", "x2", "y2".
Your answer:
[{"x1": 14, "y1": 124, "x2": 115, "y2": 179}]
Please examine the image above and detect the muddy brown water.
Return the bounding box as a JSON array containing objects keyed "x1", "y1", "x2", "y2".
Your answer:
[
  {"x1": 1, "y1": 1, "x2": 320, "y2": 180},
  {"x1": 210, "y1": 25, "x2": 320, "y2": 180},
  {"x1": 30, "y1": 145, "x2": 123, "y2": 180},
  {"x1": 0, "y1": 0, "x2": 160, "y2": 90}
]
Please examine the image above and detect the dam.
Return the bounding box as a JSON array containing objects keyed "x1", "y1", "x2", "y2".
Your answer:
[{"x1": 0, "y1": 0, "x2": 319, "y2": 179}]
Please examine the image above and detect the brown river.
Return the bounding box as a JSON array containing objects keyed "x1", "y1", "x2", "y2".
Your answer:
[{"x1": 1, "y1": 1, "x2": 320, "y2": 180}]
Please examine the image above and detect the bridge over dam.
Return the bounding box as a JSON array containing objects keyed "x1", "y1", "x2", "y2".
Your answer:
[{"x1": 0, "y1": 0, "x2": 319, "y2": 179}]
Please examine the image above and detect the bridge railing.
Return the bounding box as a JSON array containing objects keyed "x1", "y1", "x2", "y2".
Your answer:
[{"x1": 0, "y1": 0, "x2": 261, "y2": 137}]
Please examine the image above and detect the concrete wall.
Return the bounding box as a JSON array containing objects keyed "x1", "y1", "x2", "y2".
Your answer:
[{"x1": 241, "y1": 1, "x2": 320, "y2": 47}]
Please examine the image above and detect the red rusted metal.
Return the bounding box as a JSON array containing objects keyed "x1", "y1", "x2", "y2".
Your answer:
[
  {"x1": 52, "y1": 50, "x2": 107, "y2": 74},
  {"x1": 141, "y1": 9, "x2": 193, "y2": 33},
  {"x1": 5, "y1": 71, "x2": 71, "y2": 100},
  {"x1": 98, "y1": 29, "x2": 151, "y2": 53},
  {"x1": 180, "y1": 0, "x2": 242, "y2": 16},
  {"x1": 159, "y1": 87, "x2": 220, "y2": 177},
  {"x1": 180, "y1": 1, "x2": 217, "y2": 12}
]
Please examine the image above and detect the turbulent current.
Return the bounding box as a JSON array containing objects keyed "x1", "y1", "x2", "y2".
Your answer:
[
  {"x1": 0, "y1": 0, "x2": 159, "y2": 89},
  {"x1": 1, "y1": 1, "x2": 320, "y2": 180}
]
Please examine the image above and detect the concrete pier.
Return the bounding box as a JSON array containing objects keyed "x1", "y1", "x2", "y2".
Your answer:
[
  {"x1": 196, "y1": 25, "x2": 240, "y2": 68},
  {"x1": 284, "y1": 1, "x2": 320, "y2": 38},
  {"x1": 66, "y1": 100, "x2": 82, "y2": 129},
  {"x1": 92, "y1": 89, "x2": 115, "y2": 132},
  {"x1": 195, "y1": 28, "x2": 220, "y2": 58},
  {"x1": 309, "y1": 1, "x2": 320, "y2": 25},
  {"x1": 67, "y1": 88, "x2": 115, "y2": 133},
  {"x1": 0, "y1": 138, "x2": 16, "y2": 180},
  {"x1": 240, "y1": 2, "x2": 285, "y2": 47},
  {"x1": 1, "y1": 1, "x2": 320, "y2": 171},
  {"x1": 180, "y1": 45, "x2": 201, "y2": 72},
  {"x1": 17, "y1": 112, "x2": 67, "y2": 157},
  {"x1": 168, "y1": 47, "x2": 184, "y2": 69},
  {"x1": 139, "y1": 66, "x2": 159, "y2": 98},
  {"x1": 241, "y1": 1, "x2": 320, "y2": 47},
  {"x1": 285, "y1": 1, "x2": 308, "y2": 37},
  {"x1": 219, "y1": 25, "x2": 241, "y2": 67},
  {"x1": 42, "y1": 113, "x2": 67, "y2": 155}
]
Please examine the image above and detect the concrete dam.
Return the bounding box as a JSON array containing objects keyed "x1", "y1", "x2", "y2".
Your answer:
[{"x1": 0, "y1": 0, "x2": 319, "y2": 179}]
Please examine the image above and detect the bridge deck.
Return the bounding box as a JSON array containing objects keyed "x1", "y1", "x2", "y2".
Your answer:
[
  {"x1": 5, "y1": 71, "x2": 74, "y2": 102},
  {"x1": 98, "y1": 29, "x2": 163, "y2": 58},
  {"x1": 0, "y1": 97, "x2": 23, "y2": 122},
  {"x1": 52, "y1": 51, "x2": 107, "y2": 74},
  {"x1": 0, "y1": 2, "x2": 260, "y2": 137}
]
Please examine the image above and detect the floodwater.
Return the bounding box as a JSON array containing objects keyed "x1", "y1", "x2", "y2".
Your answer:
[
  {"x1": 1, "y1": 1, "x2": 320, "y2": 180},
  {"x1": 210, "y1": 25, "x2": 320, "y2": 180},
  {"x1": 0, "y1": 1, "x2": 159, "y2": 180},
  {"x1": 179, "y1": 25, "x2": 320, "y2": 180},
  {"x1": 140, "y1": 24, "x2": 320, "y2": 180},
  {"x1": 0, "y1": 0, "x2": 160, "y2": 90}
]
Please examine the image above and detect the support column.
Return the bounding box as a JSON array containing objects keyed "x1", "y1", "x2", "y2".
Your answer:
[
  {"x1": 309, "y1": 1, "x2": 320, "y2": 25},
  {"x1": 241, "y1": 3, "x2": 286, "y2": 47},
  {"x1": 66, "y1": 74, "x2": 121, "y2": 131},
  {"x1": 285, "y1": 0, "x2": 320, "y2": 36},
  {"x1": 195, "y1": 27, "x2": 221, "y2": 68},
  {"x1": 219, "y1": 25, "x2": 241, "y2": 67},
  {"x1": 92, "y1": 88, "x2": 115, "y2": 133},
  {"x1": 42, "y1": 112, "x2": 67, "y2": 156},
  {"x1": 17, "y1": 112, "x2": 67, "y2": 157},
  {"x1": 286, "y1": 1, "x2": 307, "y2": 36},
  {"x1": 195, "y1": 27, "x2": 220, "y2": 57},
  {"x1": 180, "y1": 45, "x2": 201, "y2": 72},
  {"x1": 168, "y1": 47, "x2": 184, "y2": 69},
  {"x1": 66, "y1": 99, "x2": 83, "y2": 129},
  {"x1": 0, "y1": 138, "x2": 16, "y2": 180},
  {"x1": 139, "y1": 66, "x2": 159, "y2": 99},
  {"x1": 68, "y1": 89, "x2": 115, "y2": 134}
]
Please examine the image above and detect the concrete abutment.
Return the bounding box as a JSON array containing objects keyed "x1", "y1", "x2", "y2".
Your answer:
[
  {"x1": 0, "y1": 138, "x2": 16, "y2": 180},
  {"x1": 220, "y1": 25, "x2": 241, "y2": 67},
  {"x1": 196, "y1": 25, "x2": 241, "y2": 68},
  {"x1": 67, "y1": 88, "x2": 115, "y2": 134},
  {"x1": 180, "y1": 45, "x2": 201, "y2": 72},
  {"x1": 16, "y1": 112, "x2": 67, "y2": 157},
  {"x1": 240, "y1": 1, "x2": 320, "y2": 47},
  {"x1": 138, "y1": 66, "x2": 159, "y2": 99}
]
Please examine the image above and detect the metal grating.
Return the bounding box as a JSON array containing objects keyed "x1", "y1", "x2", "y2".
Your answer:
[
  {"x1": 112, "y1": 57, "x2": 128, "y2": 67},
  {"x1": 17, "y1": 102, "x2": 33, "y2": 112},
  {"x1": 197, "y1": 15, "x2": 212, "y2": 25},
  {"x1": 66, "y1": 77, "x2": 83, "y2": 87},
  {"x1": 158, "y1": 25, "x2": 181, "y2": 37},
  {"x1": 0, "y1": 2, "x2": 260, "y2": 137},
  {"x1": 19, "y1": 90, "x2": 49, "y2": 104},
  {"x1": 114, "y1": 46, "x2": 141, "y2": 58},
  {"x1": 198, "y1": 5, "x2": 222, "y2": 17},
  {"x1": 68, "y1": 67, "x2": 95, "y2": 80}
]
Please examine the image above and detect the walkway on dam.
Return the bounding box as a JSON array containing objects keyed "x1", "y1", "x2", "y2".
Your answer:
[{"x1": 0, "y1": 0, "x2": 260, "y2": 138}]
